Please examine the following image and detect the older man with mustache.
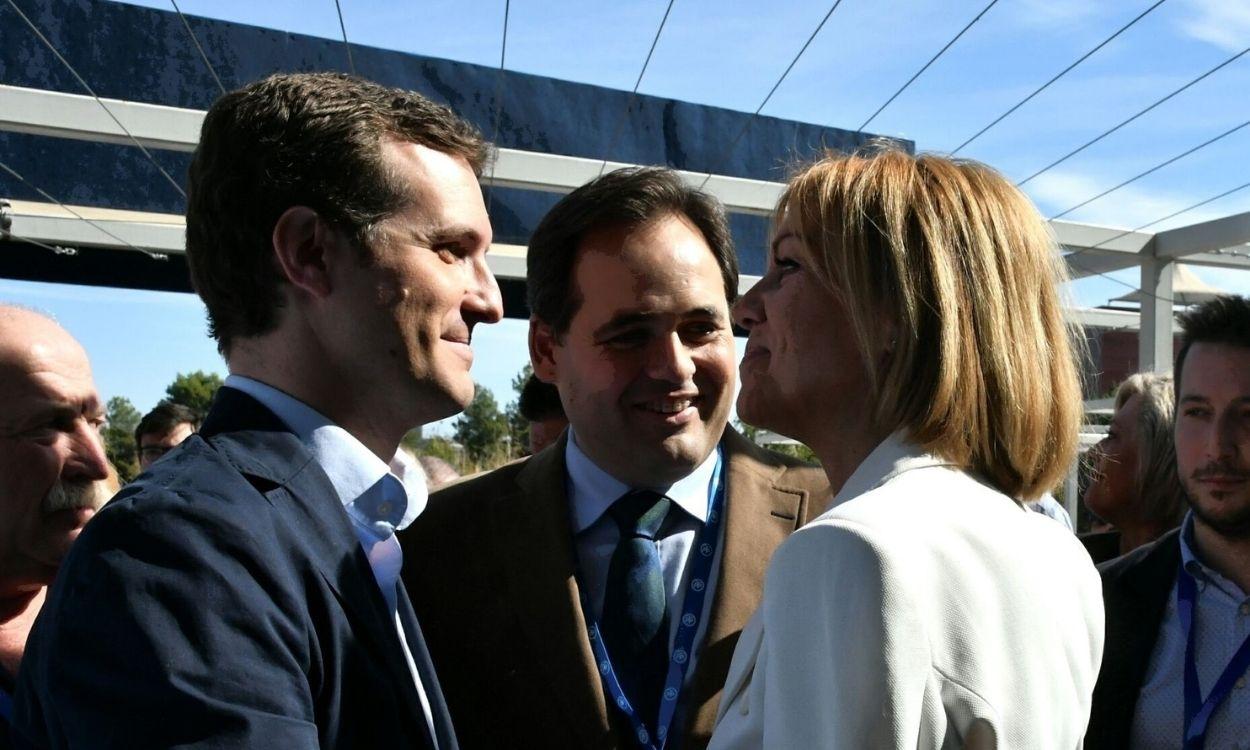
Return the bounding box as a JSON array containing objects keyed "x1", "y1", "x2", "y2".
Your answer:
[{"x1": 0, "y1": 305, "x2": 113, "y2": 746}]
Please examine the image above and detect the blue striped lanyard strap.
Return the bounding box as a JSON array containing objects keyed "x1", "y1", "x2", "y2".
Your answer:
[
  {"x1": 1178, "y1": 562, "x2": 1250, "y2": 750},
  {"x1": 577, "y1": 449, "x2": 726, "y2": 750}
]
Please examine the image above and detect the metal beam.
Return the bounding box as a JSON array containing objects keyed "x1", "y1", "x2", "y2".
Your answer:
[
  {"x1": 1, "y1": 198, "x2": 529, "y2": 279},
  {"x1": 1064, "y1": 250, "x2": 1143, "y2": 279},
  {"x1": 2, "y1": 199, "x2": 185, "y2": 253},
  {"x1": 1154, "y1": 210, "x2": 1250, "y2": 259},
  {"x1": 1066, "y1": 306, "x2": 1140, "y2": 331},
  {"x1": 1138, "y1": 255, "x2": 1175, "y2": 374},
  {"x1": 0, "y1": 84, "x2": 202, "y2": 152},
  {"x1": 1175, "y1": 249, "x2": 1250, "y2": 271},
  {"x1": 1050, "y1": 219, "x2": 1154, "y2": 256},
  {"x1": 0, "y1": 84, "x2": 783, "y2": 216},
  {"x1": 7, "y1": 83, "x2": 1249, "y2": 297}
]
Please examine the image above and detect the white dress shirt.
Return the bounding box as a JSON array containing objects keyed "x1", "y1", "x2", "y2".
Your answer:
[
  {"x1": 710, "y1": 434, "x2": 1104, "y2": 749},
  {"x1": 223, "y1": 376, "x2": 438, "y2": 747},
  {"x1": 565, "y1": 430, "x2": 724, "y2": 683}
]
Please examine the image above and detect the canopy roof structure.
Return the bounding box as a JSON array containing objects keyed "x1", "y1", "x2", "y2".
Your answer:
[
  {"x1": 4, "y1": 1, "x2": 1248, "y2": 523},
  {"x1": 1110, "y1": 263, "x2": 1229, "y2": 307},
  {"x1": 5, "y1": 78, "x2": 1248, "y2": 377}
]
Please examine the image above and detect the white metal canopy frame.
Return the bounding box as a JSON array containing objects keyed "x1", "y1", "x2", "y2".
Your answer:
[{"x1": 3, "y1": 81, "x2": 1250, "y2": 376}]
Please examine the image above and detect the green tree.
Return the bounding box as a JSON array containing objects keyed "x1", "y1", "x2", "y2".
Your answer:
[
  {"x1": 420, "y1": 436, "x2": 465, "y2": 470},
  {"x1": 736, "y1": 419, "x2": 819, "y2": 464},
  {"x1": 453, "y1": 384, "x2": 510, "y2": 462},
  {"x1": 400, "y1": 426, "x2": 424, "y2": 454},
  {"x1": 503, "y1": 364, "x2": 534, "y2": 454},
  {"x1": 165, "y1": 370, "x2": 224, "y2": 419},
  {"x1": 103, "y1": 396, "x2": 141, "y2": 483}
]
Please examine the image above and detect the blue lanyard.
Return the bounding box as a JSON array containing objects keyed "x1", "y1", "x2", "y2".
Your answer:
[
  {"x1": 577, "y1": 450, "x2": 726, "y2": 750},
  {"x1": 1177, "y1": 563, "x2": 1250, "y2": 750}
]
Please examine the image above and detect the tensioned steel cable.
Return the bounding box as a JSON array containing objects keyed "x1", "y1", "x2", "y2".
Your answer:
[
  {"x1": 1062, "y1": 179, "x2": 1250, "y2": 303},
  {"x1": 597, "y1": 0, "x2": 679, "y2": 177},
  {"x1": 697, "y1": 0, "x2": 846, "y2": 189},
  {"x1": 4, "y1": 0, "x2": 187, "y2": 200},
  {"x1": 1061, "y1": 178, "x2": 1250, "y2": 267},
  {"x1": 1065, "y1": 256, "x2": 1176, "y2": 303},
  {"x1": 333, "y1": 0, "x2": 356, "y2": 74},
  {"x1": 857, "y1": 0, "x2": 1000, "y2": 133},
  {"x1": 486, "y1": 0, "x2": 511, "y2": 208},
  {"x1": 952, "y1": 0, "x2": 1168, "y2": 155},
  {"x1": 171, "y1": 0, "x2": 227, "y2": 95},
  {"x1": 1048, "y1": 116, "x2": 1250, "y2": 221},
  {"x1": 0, "y1": 228, "x2": 77, "y2": 256},
  {"x1": 0, "y1": 157, "x2": 169, "y2": 260},
  {"x1": 1019, "y1": 43, "x2": 1250, "y2": 186}
]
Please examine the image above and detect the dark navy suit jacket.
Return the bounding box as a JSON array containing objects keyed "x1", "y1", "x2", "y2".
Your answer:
[
  {"x1": 1084, "y1": 529, "x2": 1181, "y2": 749},
  {"x1": 13, "y1": 388, "x2": 456, "y2": 749}
]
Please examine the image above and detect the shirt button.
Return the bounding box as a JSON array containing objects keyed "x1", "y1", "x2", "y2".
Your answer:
[
  {"x1": 1240, "y1": 603, "x2": 1250, "y2": 616},
  {"x1": 1238, "y1": 677, "x2": 1247, "y2": 690},
  {"x1": 378, "y1": 501, "x2": 393, "y2": 516}
]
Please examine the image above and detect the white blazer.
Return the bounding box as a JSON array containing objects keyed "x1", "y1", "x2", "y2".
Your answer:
[{"x1": 709, "y1": 436, "x2": 1104, "y2": 749}]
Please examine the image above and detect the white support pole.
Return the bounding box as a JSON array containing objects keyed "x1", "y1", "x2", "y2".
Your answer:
[
  {"x1": 1138, "y1": 254, "x2": 1175, "y2": 374},
  {"x1": 1064, "y1": 460, "x2": 1080, "y2": 530}
]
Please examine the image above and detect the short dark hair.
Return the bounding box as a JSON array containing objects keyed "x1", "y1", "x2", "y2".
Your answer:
[
  {"x1": 526, "y1": 167, "x2": 738, "y2": 336},
  {"x1": 1176, "y1": 295, "x2": 1250, "y2": 391},
  {"x1": 135, "y1": 402, "x2": 200, "y2": 448},
  {"x1": 518, "y1": 374, "x2": 565, "y2": 422},
  {"x1": 186, "y1": 72, "x2": 489, "y2": 354}
]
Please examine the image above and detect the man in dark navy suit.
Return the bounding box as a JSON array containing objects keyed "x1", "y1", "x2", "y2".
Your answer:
[{"x1": 14, "y1": 72, "x2": 502, "y2": 749}]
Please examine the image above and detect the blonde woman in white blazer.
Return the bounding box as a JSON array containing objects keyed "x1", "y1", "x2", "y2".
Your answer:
[{"x1": 709, "y1": 147, "x2": 1104, "y2": 749}]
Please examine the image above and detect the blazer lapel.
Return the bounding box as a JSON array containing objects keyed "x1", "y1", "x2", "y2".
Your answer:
[
  {"x1": 501, "y1": 435, "x2": 613, "y2": 748},
  {"x1": 201, "y1": 388, "x2": 432, "y2": 740},
  {"x1": 397, "y1": 586, "x2": 458, "y2": 750},
  {"x1": 684, "y1": 429, "x2": 810, "y2": 738},
  {"x1": 1099, "y1": 530, "x2": 1180, "y2": 745}
]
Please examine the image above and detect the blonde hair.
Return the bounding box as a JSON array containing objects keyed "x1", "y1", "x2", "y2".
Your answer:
[
  {"x1": 1114, "y1": 372, "x2": 1185, "y2": 527},
  {"x1": 779, "y1": 146, "x2": 1084, "y2": 500}
]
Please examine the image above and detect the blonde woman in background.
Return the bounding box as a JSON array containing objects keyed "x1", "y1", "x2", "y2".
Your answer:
[
  {"x1": 709, "y1": 147, "x2": 1104, "y2": 749},
  {"x1": 1082, "y1": 372, "x2": 1186, "y2": 563}
]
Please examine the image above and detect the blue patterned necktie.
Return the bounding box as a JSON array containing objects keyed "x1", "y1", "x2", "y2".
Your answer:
[{"x1": 600, "y1": 489, "x2": 673, "y2": 732}]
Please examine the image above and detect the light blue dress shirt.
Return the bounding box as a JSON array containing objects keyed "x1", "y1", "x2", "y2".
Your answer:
[
  {"x1": 1131, "y1": 512, "x2": 1250, "y2": 750},
  {"x1": 565, "y1": 429, "x2": 724, "y2": 686},
  {"x1": 223, "y1": 376, "x2": 438, "y2": 747}
]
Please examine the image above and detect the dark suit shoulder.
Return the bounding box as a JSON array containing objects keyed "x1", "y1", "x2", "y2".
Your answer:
[
  {"x1": 404, "y1": 457, "x2": 530, "y2": 544},
  {"x1": 75, "y1": 437, "x2": 295, "y2": 565},
  {"x1": 426, "y1": 457, "x2": 529, "y2": 509},
  {"x1": 1098, "y1": 528, "x2": 1181, "y2": 589}
]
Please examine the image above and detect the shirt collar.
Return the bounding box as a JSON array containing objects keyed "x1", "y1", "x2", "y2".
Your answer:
[
  {"x1": 222, "y1": 375, "x2": 428, "y2": 531},
  {"x1": 564, "y1": 428, "x2": 720, "y2": 534},
  {"x1": 1179, "y1": 511, "x2": 1248, "y2": 599},
  {"x1": 830, "y1": 431, "x2": 959, "y2": 509}
]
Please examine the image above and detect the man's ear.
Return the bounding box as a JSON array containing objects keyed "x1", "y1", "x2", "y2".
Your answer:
[
  {"x1": 272, "y1": 206, "x2": 347, "y2": 300},
  {"x1": 529, "y1": 318, "x2": 560, "y2": 384}
]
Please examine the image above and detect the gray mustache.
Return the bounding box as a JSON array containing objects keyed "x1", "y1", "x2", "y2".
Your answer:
[{"x1": 42, "y1": 479, "x2": 112, "y2": 514}]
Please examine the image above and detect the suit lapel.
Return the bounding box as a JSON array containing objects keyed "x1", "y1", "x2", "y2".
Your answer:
[
  {"x1": 201, "y1": 388, "x2": 432, "y2": 741},
  {"x1": 500, "y1": 435, "x2": 612, "y2": 747},
  {"x1": 1102, "y1": 531, "x2": 1180, "y2": 745},
  {"x1": 684, "y1": 429, "x2": 810, "y2": 738},
  {"x1": 397, "y1": 586, "x2": 458, "y2": 750}
]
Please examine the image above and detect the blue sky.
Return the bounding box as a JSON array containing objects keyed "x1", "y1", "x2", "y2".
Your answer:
[{"x1": 4, "y1": 0, "x2": 1249, "y2": 431}]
